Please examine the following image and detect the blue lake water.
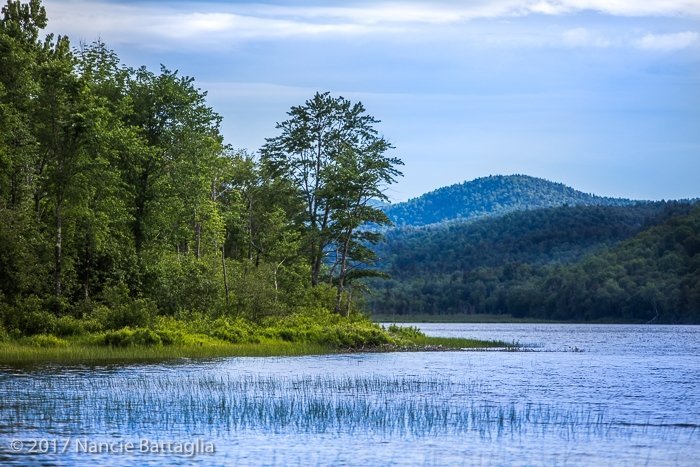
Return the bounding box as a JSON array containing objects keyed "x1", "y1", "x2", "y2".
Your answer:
[{"x1": 1, "y1": 324, "x2": 698, "y2": 465}]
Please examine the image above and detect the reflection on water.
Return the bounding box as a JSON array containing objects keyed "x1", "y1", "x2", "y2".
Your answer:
[{"x1": 0, "y1": 324, "x2": 698, "y2": 465}]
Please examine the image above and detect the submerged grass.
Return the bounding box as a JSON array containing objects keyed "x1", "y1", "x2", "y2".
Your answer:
[{"x1": 0, "y1": 372, "x2": 672, "y2": 441}]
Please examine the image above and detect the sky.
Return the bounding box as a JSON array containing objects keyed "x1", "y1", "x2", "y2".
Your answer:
[{"x1": 42, "y1": 0, "x2": 700, "y2": 202}]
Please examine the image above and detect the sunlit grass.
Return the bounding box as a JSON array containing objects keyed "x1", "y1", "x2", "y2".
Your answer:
[
  {"x1": 0, "y1": 334, "x2": 510, "y2": 364},
  {"x1": 0, "y1": 310, "x2": 514, "y2": 364},
  {"x1": 0, "y1": 341, "x2": 329, "y2": 364}
]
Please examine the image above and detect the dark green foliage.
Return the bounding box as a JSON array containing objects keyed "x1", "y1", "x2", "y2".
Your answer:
[
  {"x1": 209, "y1": 317, "x2": 259, "y2": 344},
  {"x1": 378, "y1": 202, "x2": 688, "y2": 276},
  {"x1": 0, "y1": 296, "x2": 57, "y2": 336},
  {"x1": 95, "y1": 299, "x2": 157, "y2": 330},
  {"x1": 372, "y1": 203, "x2": 700, "y2": 323},
  {"x1": 54, "y1": 316, "x2": 86, "y2": 336},
  {"x1": 103, "y1": 328, "x2": 163, "y2": 347},
  {"x1": 2, "y1": 3, "x2": 393, "y2": 338},
  {"x1": 261, "y1": 92, "x2": 402, "y2": 314},
  {"x1": 384, "y1": 174, "x2": 637, "y2": 227}
]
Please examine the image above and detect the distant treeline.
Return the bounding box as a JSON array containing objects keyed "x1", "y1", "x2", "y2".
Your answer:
[{"x1": 370, "y1": 203, "x2": 700, "y2": 323}]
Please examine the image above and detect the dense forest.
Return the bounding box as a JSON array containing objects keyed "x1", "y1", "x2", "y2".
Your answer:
[
  {"x1": 0, "y1": 1, "x2": 402, "y2": 342},
  {"x1": 383, "y1": 174, "x2": 637, "y2": 227},
  {"x1": 370, "y1": 202, "x2": 700, "y2": 323},
  {"x1": 2, "y1": 1, "x2": 697, "y2": 341}
]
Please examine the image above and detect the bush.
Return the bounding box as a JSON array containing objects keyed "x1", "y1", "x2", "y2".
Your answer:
[
  {"x1": 387, "y1": 324, "x2": 424, "y2": 339},
  {"x1": 96, "y1": 299, "x2": 157, "y2": 330},
  {"x1": 262, "y1": 307, "x2": 391, "y2": 348},
  {"x1": 54, "y1": 316, "x2": 85, "y2": 336},
  {"x1": 209, "y1": 317, "x2": 259, "y2": 344},
  {"x1": 102, "y1": 327, "x2": 163, "y2": 347},
  {"x1": 154, "y1": 329, "x2": 183, "y2": 345},
  {"x1": 27, "y1": 334, "x2": 68, "y2": 348},
  {"x1": 0, "y1": 296, "x2": 57, "y2": 336}
]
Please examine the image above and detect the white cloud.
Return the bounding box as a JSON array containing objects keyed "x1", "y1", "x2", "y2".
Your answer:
[
  {"x1": 561, "y1": 28, "x2": 612, "y2": 47},
  {"x1": 520, "y1": 0, "x2": 700, "y2": 17},
  {"x1": 250, "y1": 1, "x2": 700, "y2": 24},
  {"x1": 634, "y1": 31, "x2": 700, "y2": 51},
  {"x1": 42, "y1": 0, "x2": 700, "y2": 50}
]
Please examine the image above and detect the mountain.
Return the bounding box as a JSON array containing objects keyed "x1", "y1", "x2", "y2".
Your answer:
[
  {"x1": 369, "y1": 201, "x2": 700, "y2": 323},
  {"x1": 383, "y1": 174, "x2": 638, "y2": 227}
]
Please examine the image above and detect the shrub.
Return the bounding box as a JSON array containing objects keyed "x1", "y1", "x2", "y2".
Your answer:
[
  {"x1": 54, "y1": 316, "x2": 85, "y2": 337},
  {"x1": 262, "y1": 307, "x2": 391, "y2": 348},
  {"x1": 387, "y1": 324, "x2": 424, "y2": 340},
  {"x1": 209, "y1": 318, "x2": 259, "y2": 344},
  {"x1": 1, "y1": 296, "x2": 57, "y2": 336},
  {"x1": 27, "y1": 334, "x2": 68, "y2": 348},
  {"x1": 154, "y1": 329, "x2": 184, "y2": 345},
  {"x1": 102, "y1": 327, "x2": 163, "y2": 347},
  {"x1": 97, "y1": 299, "x2": 157, "y2": 330}
]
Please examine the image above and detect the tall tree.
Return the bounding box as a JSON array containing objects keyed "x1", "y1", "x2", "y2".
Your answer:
[
  {"x1": 327, "y1": 144, "x2": 402, "y2": 314},
  {"x1": 0, "y1": 0, "x2": 48, "y2": 300},
  {"x1": 125, "y1": 66, "x2": 225, "y2": 257},
  {"x1": 34, "y1": 32, "x2": 87, "y2": 300},
  {"x1": 261, "y1": 92, "x2": 402, "y2": 293}
]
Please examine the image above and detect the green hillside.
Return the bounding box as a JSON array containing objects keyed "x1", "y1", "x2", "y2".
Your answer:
[
  {"x1": 370, "y1": 202, "x2": 700, "y2": 323},
  {"x1": 384, "y1": 174, "x2": 637, "y2": 227}
]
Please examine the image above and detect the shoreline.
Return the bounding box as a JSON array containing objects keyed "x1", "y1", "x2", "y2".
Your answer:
[
  {"x1": 371, "y1": 313, "x2": 666, "y2": 324},
  {"x1": 0, "y1": 335, "x2": 511, "y2": 366}
]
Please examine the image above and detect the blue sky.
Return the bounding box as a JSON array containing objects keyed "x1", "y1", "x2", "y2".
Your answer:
[{"x1": 43, "y1": 0, "x2": 700, "y2": 202}]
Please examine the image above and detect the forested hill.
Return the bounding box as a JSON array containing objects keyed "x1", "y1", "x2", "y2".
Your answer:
[
  {"x1": 376, "y1": 203, "x2": 688, "y2": 276},
  {"x1": 369, "y1": 202, "x2": 700, "y2": 323},
  {"x1": 383, "y1": 174, "x2": 637, "y2": 227}
]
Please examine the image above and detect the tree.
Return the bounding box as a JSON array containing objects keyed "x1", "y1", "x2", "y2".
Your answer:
[
  {"x1": 124, "y1": 65, "x2": 224, "y2": 258},
  {"x1": 0, "y1": 0, "x2": 49, "y2": 301},
  {"x1": 261, "y1": 92, "x2": 402, "y2": 302},
  {"x1": 326, "y1": 144, "x2": 402, "y2": 314}
]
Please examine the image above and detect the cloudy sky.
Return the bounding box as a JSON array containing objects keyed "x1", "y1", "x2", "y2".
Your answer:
[{"x1": 43, "y1": 0, "x2": 700, "y2": 202}]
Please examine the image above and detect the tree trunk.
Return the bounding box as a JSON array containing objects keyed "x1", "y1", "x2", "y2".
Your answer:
[
  {"x1": 221, "y1": 234, "x2": 229, "y2": 308},
  {"x1": 334, "y1": 228, "x2": 352, "y2": 315},
  {"x1": 54, "y1": 201, "x2": 63, "y2": 299},
  {"x1": 346, "y1": 287, "x2": 353, "y2": 317},
  {"x1": 311, "y1": 204, "x2": 331, "y2": 286},
  {"x1": 83, "y1": 231, "x2": 91, "y2": 300},
  {"x1": 273, "y1": 258, "x2": 285, "y2": 305},
  {"x1": 194, "y1": 222, "x2": 202, "y2": 259}
]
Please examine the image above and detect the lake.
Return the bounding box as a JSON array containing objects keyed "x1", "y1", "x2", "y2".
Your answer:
[{"x1": 1, "y1": 324, "x2": 698, "y2": 465}]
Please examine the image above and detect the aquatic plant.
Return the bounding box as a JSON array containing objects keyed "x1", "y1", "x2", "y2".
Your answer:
[{"x1": 0, "y1": 373, "x2": 670, "y2": 441}]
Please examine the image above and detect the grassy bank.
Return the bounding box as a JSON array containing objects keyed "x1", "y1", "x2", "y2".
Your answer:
[
  {"x1": 0, "y1": 340, "x2": 331, "y2": 364},
  {"x1": 0, "y1": 310, "x2": 510, "y2": 365}
]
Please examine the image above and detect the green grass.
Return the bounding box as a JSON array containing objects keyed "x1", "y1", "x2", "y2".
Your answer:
[
  {"x1": 0, "y1": 334, "x2": 510, "y2": 364},
  {"x1": 0, "y1": 312, "x2": 511, "y2": 364},
  {"x1": 0, "y1": 340, "x2": 331, "y2": 364},
  {"x1": 402, "y1": 335, "x2": 512, "y2": 349}
]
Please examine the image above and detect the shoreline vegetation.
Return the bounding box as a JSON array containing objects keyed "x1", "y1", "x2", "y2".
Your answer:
[
  {"x1": 1, "y1": 2, "x2": 430, "y2": 366},
  {"x1": 0, "y1": 310, "x2": 510, "y2": 365}
]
